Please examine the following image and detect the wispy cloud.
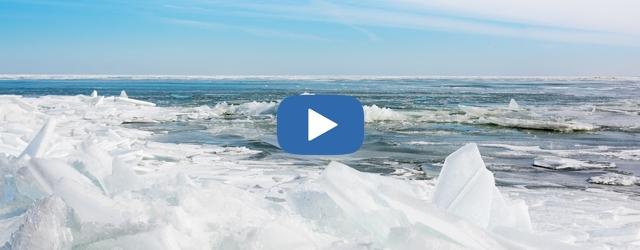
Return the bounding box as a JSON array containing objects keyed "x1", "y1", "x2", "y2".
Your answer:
[
  {"x1": 159, "y1": 17, "x2": 332, "y2": 42},
  {"x1": 157, "y1": 0, "x2": 640, "y2": 46}
]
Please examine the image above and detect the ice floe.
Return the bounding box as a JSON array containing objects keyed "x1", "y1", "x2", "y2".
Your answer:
[{"x1": 533, "y1": 156, "x2": 616, "y2": 170}]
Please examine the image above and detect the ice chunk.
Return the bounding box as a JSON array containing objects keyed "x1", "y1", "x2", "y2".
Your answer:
[
  {"x1": 23, "y1": 158, "x2": 124, "y2": 224},
  {"x1": 94, "y1": 96, "x2": 104, "y2": 106},
  {"x1": 2, "y1": 174, "x2": 17, "y2": 204},
  {"x1": 28, "y1": 158, "x2": 96, "y2": 195},
  {"x1": 19, "y1": 118, "x2": 57, "y2": 159},
  {"x1": 432, "y1": 143, "x2": 495, "y2": 228},
  {"x1": 508, "y1": 99, "x2": 519, "y2": 110},
  {"x1": 78, "y1": 141, "x2": 113, "y2": 179},
  {"x1": 90, "y1": 90, "x2": 98, "y2": 98},
  {"x1": 117, "y1": 96, "x2": 156, "y2": 107},
  {"x1": 533, "y1": 156, "x2": 615, "y2": 170},
  {"x1": 588, "y1": 173, "x2": 639, "y2": 186},
  {"x1": 77, "y1": 225, "x2": 185, "y2": 249},
  {"x1": 488, "y1": 187, "x2": 532, "y2": 231},
  {"x1": 104, "y1": 157, "x2": 140, "y2": 194},
  {"x1": 293, "y1": 161, "x2": 503, "y2": 249},
  {"x1": 9, "y1": 97, "x2": 36, "y2": 112},
  {"x1": 432, "y1": 143, "x2": 532, "y2": 231},
  {"x1": 117, "y1": 90, "x2": 155, "y2": 106},
  {"x1": 51, "y1": 177, "x2": 124, "y2": 224},
  {"x1": 7, "y1": 196, "x2": 73, "y2": 250}
]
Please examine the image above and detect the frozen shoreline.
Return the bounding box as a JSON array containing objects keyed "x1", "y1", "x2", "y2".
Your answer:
[{"x1": 1, "y1": 94, "x2": 640, "y2": 249}]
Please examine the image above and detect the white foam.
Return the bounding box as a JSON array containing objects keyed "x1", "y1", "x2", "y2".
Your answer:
[
  {"x1": 198, "y1": 101, "x2": 277, "y2": 117},
  {"x1": 363, "y1": 105, "x2": 406, "y2": 122},
  {"x1": 588, "y1": 173, "x2": 639, "y2": 186}
]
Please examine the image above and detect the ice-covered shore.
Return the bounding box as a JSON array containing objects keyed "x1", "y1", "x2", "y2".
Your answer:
[{"x1": 1, "y1": 94, "x2": 639, "y2": 249}]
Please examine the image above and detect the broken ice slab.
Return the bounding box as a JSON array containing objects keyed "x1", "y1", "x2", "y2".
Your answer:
[
  {"x1": 533, "y1": 156, "x2": 616, "y2": 170},
  {"x1": 432, "y1": 143, "x2": 532, "y2": 231},
  {"x1": 19, "y1": 118, "x2": 57, "y2": 159},
  {"x1": 7, "y1": 196, "x2": 73, "y2": 250}
]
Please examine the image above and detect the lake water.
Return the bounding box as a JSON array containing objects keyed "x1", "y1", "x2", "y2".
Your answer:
[{"x1": 2, "y1": 76, "x2": 639, "y2": 194}]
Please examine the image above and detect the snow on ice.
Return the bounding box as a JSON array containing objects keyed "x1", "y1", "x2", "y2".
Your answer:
[{"x1": 0, "y1": 94, "x2": 639, "y2": 249}]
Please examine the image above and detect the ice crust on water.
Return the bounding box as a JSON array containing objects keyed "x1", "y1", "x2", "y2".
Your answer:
[{"x1": 0, "y1": 95, "x2": 639, "y2": 249}]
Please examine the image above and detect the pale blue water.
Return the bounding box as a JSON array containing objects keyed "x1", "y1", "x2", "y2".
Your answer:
[{"x1": 2, "y1": 77, "x2": 639, "y2": 193}]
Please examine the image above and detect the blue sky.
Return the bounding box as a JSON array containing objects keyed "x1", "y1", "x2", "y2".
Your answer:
[{"x1": 1, "y1": 0, "x2": 639, "y2": 76}]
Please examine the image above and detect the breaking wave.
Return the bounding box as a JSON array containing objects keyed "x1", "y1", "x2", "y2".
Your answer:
[{"x1": 363, "y1": 105, "x2": 407, "y2": 122}]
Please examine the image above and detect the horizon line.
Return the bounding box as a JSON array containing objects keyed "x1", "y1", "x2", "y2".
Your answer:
[{"x1": 1, "y1": 74, "x2": 639, "y2": 80}]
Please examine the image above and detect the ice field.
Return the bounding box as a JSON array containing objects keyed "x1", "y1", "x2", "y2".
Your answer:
[{"x1": 1, "y1": 77, "x2": 640, "y2": 249}]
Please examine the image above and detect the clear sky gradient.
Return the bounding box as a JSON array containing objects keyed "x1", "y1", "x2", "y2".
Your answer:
[{"x1": 1, "y1": 0, "x2": 639, "y2": 76}]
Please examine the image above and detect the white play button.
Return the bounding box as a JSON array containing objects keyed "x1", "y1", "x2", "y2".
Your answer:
[{"x1": 308, "y1": 108, "x2": 338, "y2": 141}]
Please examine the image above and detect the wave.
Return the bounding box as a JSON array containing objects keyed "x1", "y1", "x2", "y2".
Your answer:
[
  {"x1": 185, "y1": 101, "x2": 277, "y2": 119},
  {"x1": 363, "y1": 105, "x2": 407, "y2": 122},
  {"x1": 409, "y1": 99, "x2": 640, "y2": 132},
  {"x1": 5, "y1": 91, "x2": 639, "y2": 133}
]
